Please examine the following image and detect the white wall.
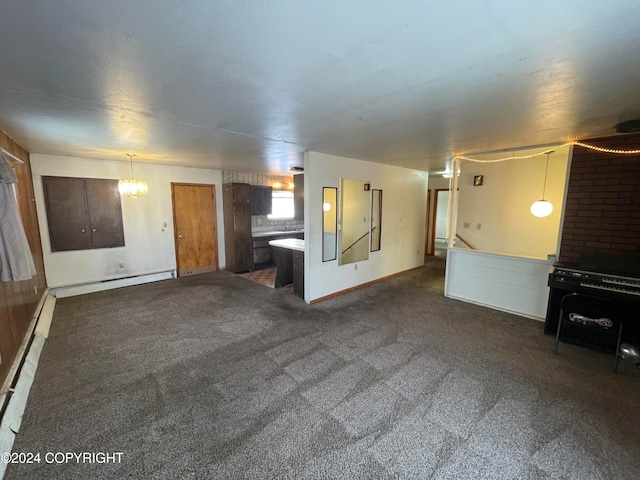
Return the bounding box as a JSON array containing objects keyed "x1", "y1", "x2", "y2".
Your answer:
[
  {"x1": 445, "y1": 249, "x2": 553, "y2": 320},
  {"x1": 304, "y1": 151, "x2": 428, "y2": 302},
  {"x1": 31, "y1": 154, "x2": 225, "y2": 287},
  {"x1": 455, "y1": 147, "x2": 569, "y2": 259}
]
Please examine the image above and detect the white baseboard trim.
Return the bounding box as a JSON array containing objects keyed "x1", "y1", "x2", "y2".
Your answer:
[
  {"x1": 52, "y1": 271, "x2": 176, "y2": 298},
  {"x1": 0, "y1": 290, "x2": 54, "y2": 479},
  {"x1": 445, "y1": 293, "x2": 545, "y2": 322}
]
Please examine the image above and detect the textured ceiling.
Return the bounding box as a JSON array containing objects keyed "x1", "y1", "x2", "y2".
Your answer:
[{"x1": 1, "y1": 1, "x2": 640, "y2": 174}]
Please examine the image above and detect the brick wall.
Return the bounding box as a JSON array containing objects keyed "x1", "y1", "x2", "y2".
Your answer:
[{"x1": 559, "y1": 133, "x2": 640, "y2": 263}]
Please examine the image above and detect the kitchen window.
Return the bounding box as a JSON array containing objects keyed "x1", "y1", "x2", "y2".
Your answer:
[{"x1": 268, "y1": 190, "x2": 294, "y2": 219}]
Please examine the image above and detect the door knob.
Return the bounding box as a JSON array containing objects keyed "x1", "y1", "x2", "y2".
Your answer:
[
  {"x1": 81, "y1": 229, "x2": 85, "y2": 233},
  {"x1": 178, "y1": 235, "x2": 184, "y2": 239}
]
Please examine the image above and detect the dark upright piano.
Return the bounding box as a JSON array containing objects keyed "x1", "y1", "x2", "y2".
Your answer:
[{"x1": 545, "y1": 255, "x2": 640, "y2": 351}]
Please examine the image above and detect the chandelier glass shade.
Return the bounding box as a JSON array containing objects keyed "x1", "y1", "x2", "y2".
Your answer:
[{"x1": 118, "y1": 154, "x2": 148, "y2": 198}]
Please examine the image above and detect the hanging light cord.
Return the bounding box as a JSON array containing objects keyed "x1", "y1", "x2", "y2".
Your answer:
[
  {"x1": 127, "y1": 154, "x2": 136, "y2": 179},
  {"x1": 541, "y1": 152, "x2": 550, "y2": 198}
]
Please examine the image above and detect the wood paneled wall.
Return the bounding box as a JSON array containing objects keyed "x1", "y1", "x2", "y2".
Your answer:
[
  {"x1": 0, "y1": 130, "x2": 46, "y2": 388},
  {"x1": 559, "y1": 133, "x2": 640, "y2": 263}
]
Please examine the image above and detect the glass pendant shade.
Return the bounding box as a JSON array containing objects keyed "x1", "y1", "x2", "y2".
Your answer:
[
  {"x1": 119, "y1": 154, "x2": 148, "y2": 197},
  {"x1": 118, "y1": 179, "x2": 149, "y2": 198},
  {"x1": 530, "y1": 199, "x2": 553, "y2": 217}
]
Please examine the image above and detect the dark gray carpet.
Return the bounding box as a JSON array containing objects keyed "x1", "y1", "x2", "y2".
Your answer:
[{"x1": 6, "y1": 257, "x2": 640, "y2": 479}]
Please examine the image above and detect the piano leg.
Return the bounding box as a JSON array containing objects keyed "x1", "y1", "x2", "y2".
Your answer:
[{"x1": 614, "y1": 322, "x2": 624, "y2": 373}]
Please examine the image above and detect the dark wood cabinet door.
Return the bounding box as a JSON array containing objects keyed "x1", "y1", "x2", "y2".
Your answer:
[
  {"x1": 43, "y1": 176, "x2": 125, "y2": 252},
  {"x1": 43, "y1": 176, "x2": 92, "y2": 251},
  {"x1": 85, "y1": 178, "x2": 124, "y2": 248},
  {"x1": 233, "y1": 203, "x2": 253, "y2": 271},
  {"x1": 233, "y1": 183, "x2": 251, "y2": 205},
  {"x1": 293, "y1": 250, "x2": 304, "y2": 298},
  {"x1": 250, "y1": 185, "x2": 263, "y2": 215},
  {"x1": 223, "y1": 183, "x2": 254, "y2": 272},
  {"x1": 250, "y1": 185, "x2": 273, "y2": 215}
]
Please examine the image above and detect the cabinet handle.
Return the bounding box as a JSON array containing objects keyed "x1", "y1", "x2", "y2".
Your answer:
[
  {"x1": 81, "y1": 229, "x2": 86, "y2": 233},
  {"x1": 92, "y1": 229, "x2": 97, "y2": 232},
  {"x1": 178, "y1": 235, "x2": 184, "y2": 239}
]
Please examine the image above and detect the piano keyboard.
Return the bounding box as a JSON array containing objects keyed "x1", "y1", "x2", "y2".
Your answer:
[{"x1": 579, "y1": 282, "x2": 640, "y2": 296}]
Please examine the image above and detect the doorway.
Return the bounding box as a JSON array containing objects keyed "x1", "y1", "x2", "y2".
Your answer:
[
  {"x1": 424, "y1": 188, "x2": 431, "y2": 255},
  {"x1": 431, "y1": 188, "x2": 450, "y2": 257},
  {"x1": 171, "y1": 183, "x2": 219, "y2": 276}
]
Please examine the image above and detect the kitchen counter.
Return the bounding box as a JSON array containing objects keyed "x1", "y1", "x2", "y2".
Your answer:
[
  {"x1": 268, "y1": 238, "x2": 304, "y2": 252},
  {"x1": 252, "y1": 231, "x2": 304, "y2": 266},
  {"x1": 268, "y1": 239, "x2": 305, "y2": 297}
]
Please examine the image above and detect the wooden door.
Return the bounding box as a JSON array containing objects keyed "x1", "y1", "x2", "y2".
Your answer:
[{"x1": 172, "y1": 183, "x2": 219, "y2": 276}]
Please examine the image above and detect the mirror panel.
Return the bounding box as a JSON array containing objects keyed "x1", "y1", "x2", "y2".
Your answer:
[
  {"x1": 338, "y1": 178, "x2": 370, "y2": 265},
  {"x1": 322, "y1": 187, "x2": 337, "y2": 262},
  {"x1": 371, "y1": 189, "x2": 382, "y2": 251}
]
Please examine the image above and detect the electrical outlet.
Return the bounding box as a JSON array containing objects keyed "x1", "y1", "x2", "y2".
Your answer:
[
  {"x1": 119, "y1": 262, "x2": 125, "y2": 269},
  {"x1": 477, "y1": 223, "x2": 482, "y2": 230},
  {"x1": 463, "y1": 222, "x2": 470, "y2": 228}
]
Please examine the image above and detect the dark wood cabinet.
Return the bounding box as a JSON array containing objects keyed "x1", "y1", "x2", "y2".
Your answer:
[
  {"x1": 223, "y1": 183, "x2": 254, "y2": 272},
  {"x1": 294, "y1": 174, "x2": 304, "y2": 221},
  {"x1": 42, "y1": 176, "x2": 124, "y2": 252},
  {"x1": 252, "y1": 231, "x2": 303, "y2": 266},
  {"x1": 293, "y1": 250, "x2": 304, "y2": 298},
  {"x1": 250, "y1": 185, "x2": 273, "y2": 215},
  {"x1": 252, "y1": 237, "x2": 272, "y2": 265}
]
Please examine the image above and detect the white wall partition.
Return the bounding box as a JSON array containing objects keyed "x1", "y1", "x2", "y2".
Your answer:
[
  {"x1": 455, "y1": 146, "x2": 569, "y2": 259},
  {"x1": 304, "y1": 151, "x2": 428, "y2": 303},
  {"x1": 445, "y1": 248, "x2": 553, "y2": 320},
  {"x1": 31, "y1": 154, "x2": 224, "y2": 288}
]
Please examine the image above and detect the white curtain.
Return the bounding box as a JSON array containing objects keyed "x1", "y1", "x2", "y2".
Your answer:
[{"x1": 0, "y1": 151, "x2": 36, "y2": 281}]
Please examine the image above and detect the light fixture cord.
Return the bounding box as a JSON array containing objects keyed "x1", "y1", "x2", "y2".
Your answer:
[
  {"x1": 542, "y1": 152, "x2": 550, "y2": 199},
  {"x1": 128, "y1": 154, "x2": 136, "y2": 179}
]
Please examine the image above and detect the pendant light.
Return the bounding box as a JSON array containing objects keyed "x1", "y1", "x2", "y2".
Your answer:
[
  {"x1": 530, "y1": 151, "x2": 553, "y2": 218},
  {"x1": 118, "y1": 154, "x2": 148, "y2": 198}
]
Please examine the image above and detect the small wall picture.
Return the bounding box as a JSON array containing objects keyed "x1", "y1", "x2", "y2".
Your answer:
[{"x1": 473, "y1": 175, "x2": 484, "y2": 186}]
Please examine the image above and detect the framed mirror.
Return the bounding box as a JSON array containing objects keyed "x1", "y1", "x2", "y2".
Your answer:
[
  {"x1": 371, "y1": 189, "x2": 382, "y2": 251},
  {"x1": 322, "y1": 187, "x2": 337, "y2": 262},
  {"x1": 338, "y1": 178, "x2": 370, "y2": 265}
]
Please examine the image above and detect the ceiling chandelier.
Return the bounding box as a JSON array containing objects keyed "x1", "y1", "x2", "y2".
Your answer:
[{"x1": 118, "y1": 154, "x2": 148, "y2": 198}]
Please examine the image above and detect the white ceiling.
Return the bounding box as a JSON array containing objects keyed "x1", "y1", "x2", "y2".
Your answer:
[{"x1": 1, "y1": 1, "x2": 640, "y2": 174}]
